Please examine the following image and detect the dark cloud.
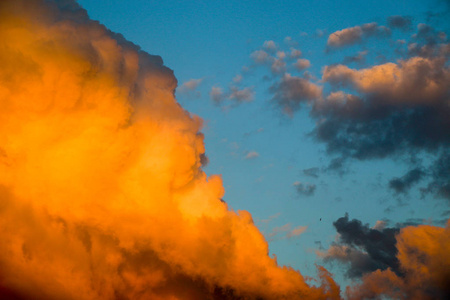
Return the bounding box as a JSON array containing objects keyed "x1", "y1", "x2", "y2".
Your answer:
[
  {"x1": 313, "y1": 55, "x2": 450, "y2": 199},
  {"x1": 389, "y1": 168, "x2": 425, "y2": 194},
  {"x1": 387, "y1": 15, "x2": 413, "y2": 31},
  {"x1": 322, "y1": 214, "x2": 401, "y2": 278},
  {"x1": 270, "y1": 74, "x2": 322, "y2": 115},
  {"x1": 294, "y1": 182, "x2": 316, "y2": 196}
]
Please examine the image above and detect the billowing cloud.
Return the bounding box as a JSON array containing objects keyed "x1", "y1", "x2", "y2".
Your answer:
[
  {"x1": 327, "y1": 23, "x2": 391, "y2": 48},
  {"x1": 322, "y1": 215, "x2": 450, "y2": 299},
  {"x1": 0, "y1": 1, "x2": 342, "y2": 299},
  {"x1": 320, "y1": 214, "x2": 400, "y2": 278},
  {"x1": 315, "y1": 55, "x2": 450, "y2": 199},
  {"x1": 346, "y1": 219, "x2": 450, "y2": 299},
  {"x1": 245, "y1": 151, "x2": 260, "y2": 160}
]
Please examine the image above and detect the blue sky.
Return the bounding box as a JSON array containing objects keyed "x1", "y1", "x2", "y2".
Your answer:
[{"x1": 78, "y1": 0, "x2": 449, "y2": 289}]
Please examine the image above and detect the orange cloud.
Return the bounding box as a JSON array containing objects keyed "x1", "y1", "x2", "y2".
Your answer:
[
  {"x1": 346, "y1": 220, "x2": 450, "y2": 299},
  {"x1": 0, "y1": 1, "x2": 340, "y2": 299}
]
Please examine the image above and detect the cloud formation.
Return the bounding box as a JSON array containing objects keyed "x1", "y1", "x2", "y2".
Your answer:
[
  {"x1": 270, "y1": 74, "x2": 322, "y2": 115},
  {"x1": 294, "y1": 182, "x2": 317, "y2": 196},
  {"x1": 346, "y1": 219, "x2": 450, "y2": 299},
  {"x1": 323, "y1": 215, "x2": 450, "y2": 299},
  {"x1": 314, "y1": 55, "x2": 450, "y2": 199},
  {"x1": 177, "y1": 78, "x2": 203, "y2": 97},
  {"x1": 327, "y1": 23, "x2": 391, "y2": 48},
  {"x1": 0, "y1": 1, "x2": 341, "y2": 299},
  {"x1": 321, "y1": 214, "x2": 400, "y2": 278}
]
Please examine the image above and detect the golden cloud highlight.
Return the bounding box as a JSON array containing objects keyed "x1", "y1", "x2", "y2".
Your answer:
[{"x1": 0, "y1": 1, "x2": 340, "y2": 299}]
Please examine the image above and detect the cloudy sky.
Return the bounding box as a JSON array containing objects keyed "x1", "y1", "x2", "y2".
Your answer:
[{"x1": 0, "y1": 0, "x2": 449, "y2": 299}]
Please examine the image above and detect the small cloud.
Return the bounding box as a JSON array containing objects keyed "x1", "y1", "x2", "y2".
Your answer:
[
  {"x1": 263, "y1": 40, "x2": 278, "y2": 53},
  {"x1": 250, "y1": 49, "x2": 270, "y2": 64},
  {"x1": 290, "y1": 48, "x2": 302, "y2": 58},
  {"x1": 245, "y1": 151, "x2": 259, "y2": 160},
  {"x1": 233, "y1": 74, "x2": 243, "y2": 83},
  {"x1": 210, "y1": 86, "x2": 224, "y2": 103},
  {"x1": 303, "y1": 167, "x2": 320, "y2": 178},
  {"x1": 387, "y1": 15, "x2": 413, "y2": 31},
  {"x1": 286, "y1": 226, "x2": 307, "y2": 238},
  {"x1": 229, "y1": 86, "x2": 255, "y2": 103},
  {"x1": 177, "y1": 78, "x2": 204, "y2": 97},
  {"x1": 293, "y1": 181, "x2": 316, "y2": 196},
  {"x1": 293, "y1": 58, "x2": 311, "y2": 71}
]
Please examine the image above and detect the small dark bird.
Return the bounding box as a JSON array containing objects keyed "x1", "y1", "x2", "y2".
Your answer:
[{"x1": 320, "y1": 218, "x2": 322, "y2": 221}]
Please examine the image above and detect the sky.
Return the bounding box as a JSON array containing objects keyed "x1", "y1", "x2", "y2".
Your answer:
[{"x1": 0, "y1": 0, "x2": 449, "y2": 299}]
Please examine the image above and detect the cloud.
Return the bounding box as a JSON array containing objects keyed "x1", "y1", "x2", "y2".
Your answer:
[
  {"x1": 303, "y1": 167, "x2": 320, "y2": 178},
  {"x1": 290, "y1": 48, "x2": 302, "y2": 58},
  {"x1": 270, "y1": 73, "x2": 322, "y2": 115},
  {"x1": 263, "y1": 40, "x2": 278, "y2": 53},
  {"x1": 0, "y1": 1, "x2": 342, "y2": 299},
  {"x1": 267, "y1": 224, "x2": 307, "y2": 240},
  {"x1": 177, "y1": 78, "x2": 203, "y2": 97},
  {"x1": 327, "y1": 23, "x2": 391, "y2": 48},
  {"x1": 387, "y1": 15, "x2": 413, "y2": 31},
  {"x1": 389, "y1": 168, "x2": 425, "y2": 194},
  {"x1": 209, "y1": 86, "x2": 225, "y2": 103},
  {"x1": 320, "y1": 214, "x2": 401, "y2": 278},
  {"x1": 346, "y1": 219, "x2": 450, "y2": 299},
  {"x1": 342, "y1": 50, "x2": 368, "y2": 65},
  {"x1": 294, "y1": 58, "x2": 311, "y2": 71},
  {"x1": 294, "y1": 182, "x2": 316, "y2": 196},
  {"x1": 250, "y1": 49, "x2": 271, "y2": 64},
  {"x1": 245, "y1": 151, "x2": 259, "y2": 160},
  {"x1": 314, "y1": 55, "x2": 450, "y2": 199},
  {"x1": 210, "y1": 85, "x2": 255, "y2": 105}
]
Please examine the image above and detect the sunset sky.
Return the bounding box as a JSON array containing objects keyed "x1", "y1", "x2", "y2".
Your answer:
[{"x1": 0, "y1": 0, "x2": 449, "y2": 299}]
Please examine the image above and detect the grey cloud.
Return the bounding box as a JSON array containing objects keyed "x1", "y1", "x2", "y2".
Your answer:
[
  {"x1": 389, "y1": 168, "x2": 425, "y2": 194},
  {"x1": 303, "y1": 167, "x2": 320, "y2": 178},
  {"x1": 294, "y1": 182, "x2": 316, "y2": 196},
  {"x1": 322, "y1": 214, "x2": 401, "y2": 278},
  {"x1": 387, "y1": 15, "x2": 413, "y2": 31},
  {"x1": 270, "y1": 74, "x2": 322, "y2": 115}
]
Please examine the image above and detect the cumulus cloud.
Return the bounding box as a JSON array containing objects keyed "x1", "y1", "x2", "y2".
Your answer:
[
  {"x1": 315, "y1": 55, "x2": 450, "y2": 199},
  {"x1": 327, "y1": 23, "x2": 391, "y2": 48},
  {"x1": 346, "y1": 219, "x2": 450, "y2": 299},
  {"x1": 322, "y1": 215, "x2": 450, "y2": 299},
  {"x1": 294, "y1": 58, "x2": 311, "y2": 71},
  {"x1": 270, "y1": 73, "x2": 322, "y2": 115},
  {"x1": 0, "y1": 1, "x2": 342, "y2": 299},
  {"x1": 320, "y1": 214, "x2": 401, "y2": 278},
  {"x1": 263, "y1": 40, "x2": 278, "y2": 53},
  {"x1": 294, "y1": 182, "x2": 316, "y2": 196}
]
